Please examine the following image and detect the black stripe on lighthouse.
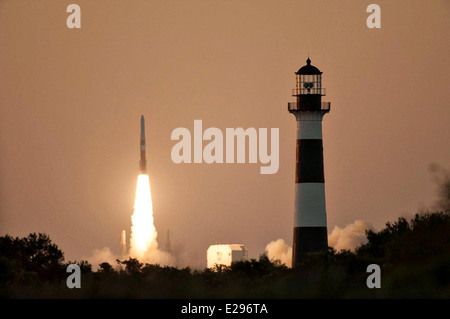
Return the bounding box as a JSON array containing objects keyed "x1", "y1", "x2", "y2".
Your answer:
[
  {"x1": 293, "y1": 134, "x2": 328, "y2": 266},
  {"x1": 295, "y1": 139, "x2": 324, "y2": 183},
  {"x1": 293, "y1": 227, "x2": 328, "y2": 262}
]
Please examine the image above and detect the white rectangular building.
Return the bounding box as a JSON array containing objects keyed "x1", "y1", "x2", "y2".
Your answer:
[{"x1": 207, "y1": 244, "x2": 248, "y2": 269}]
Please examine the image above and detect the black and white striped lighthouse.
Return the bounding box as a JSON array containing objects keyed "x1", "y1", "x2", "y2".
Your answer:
[{"x1": 288, "y1": 58, "x2": 331, "y2": 267}]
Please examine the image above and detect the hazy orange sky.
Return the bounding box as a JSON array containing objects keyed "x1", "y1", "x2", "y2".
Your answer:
[{"x1": 1, "y1": 1, "x2": 449, "y2": 267}]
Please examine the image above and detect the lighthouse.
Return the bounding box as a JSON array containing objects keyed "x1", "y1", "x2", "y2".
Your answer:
[{"x1": 288, "y1": 58, "x2": 331, "y2": 266}]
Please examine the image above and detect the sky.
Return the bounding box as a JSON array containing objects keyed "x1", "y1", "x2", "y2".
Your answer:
[{"x1": 0, "y1": 0, "x2": 449, "y2": 268}]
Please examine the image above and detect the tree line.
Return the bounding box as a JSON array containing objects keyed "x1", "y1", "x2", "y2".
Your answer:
[{"x1": 1, "y1": 210, "x2": 449, "y2": 298}]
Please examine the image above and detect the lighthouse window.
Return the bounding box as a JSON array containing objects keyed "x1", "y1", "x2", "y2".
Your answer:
[{"x1": 298, "y1": 74, "x2": 322, "y2": 94}]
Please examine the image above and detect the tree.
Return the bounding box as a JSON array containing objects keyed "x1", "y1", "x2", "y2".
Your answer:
[
  {"x1": 0, "y1": 233, "x2": 65, "y2": 283},
  {"x1": 66, "y1": 260, "x2": 92, "y2": 273},
  {"x1": 98, "y1": 262, "x2": 114, "y2": 273},
  {"x1": 118, "y1": 258, "x2": 143, "y2": 274}
]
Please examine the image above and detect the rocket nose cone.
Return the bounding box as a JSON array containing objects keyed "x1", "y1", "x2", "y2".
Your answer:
[
  {"x1": 140, "y1": 116, "x2": 145, "y2": 129},
  {"x1": 140, "y1": 115, "x2": 145, "y2": 140}
]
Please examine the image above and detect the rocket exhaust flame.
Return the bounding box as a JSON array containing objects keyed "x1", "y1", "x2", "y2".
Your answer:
[{"x1": 129, "y1": 173, "x2": 159, "y2": 260}]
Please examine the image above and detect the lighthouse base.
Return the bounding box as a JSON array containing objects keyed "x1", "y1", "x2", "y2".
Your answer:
[{"x1": 292, "y1": 226, "x2": 328, "y2": 266}]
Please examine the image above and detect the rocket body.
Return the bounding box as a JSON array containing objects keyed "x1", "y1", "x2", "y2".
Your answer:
[{"x1": 140, "y1": 115, "x2": 147, "y2": 174}]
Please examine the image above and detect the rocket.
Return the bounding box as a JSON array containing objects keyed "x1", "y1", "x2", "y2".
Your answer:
[{"x1": 139, "y1": 115, "x2": 147, "y2": 173}]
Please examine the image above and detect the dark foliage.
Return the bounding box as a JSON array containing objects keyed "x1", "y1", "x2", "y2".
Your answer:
[
  {"x1": 1, "y1": 211, "x2": 449, "y2": 298},
  {"x1": 357, "y1": 212, "x2": 450, "y2": 264},
  {"x1": 0, "y1": 233, "x2": 66, "y2": 285}
]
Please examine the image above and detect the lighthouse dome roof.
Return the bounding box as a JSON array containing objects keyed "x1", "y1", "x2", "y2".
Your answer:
[{"x1": 296, "y1": 58, "x2": 322, "y2": 75}]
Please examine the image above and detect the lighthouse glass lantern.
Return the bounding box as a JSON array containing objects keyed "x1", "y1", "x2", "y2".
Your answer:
[
  {"x1": 296, "y1": 73, "x2": 322, "y2": 95},
  {"x1": 289, "y1": 58, "x2": 328, "y2": 112}
]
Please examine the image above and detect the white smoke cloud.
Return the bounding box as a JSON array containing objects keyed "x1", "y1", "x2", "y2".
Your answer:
[
  {"x1": 83, "y1": 247, "x2": 119, "y2": 271},
  {"x1": 265, "y1": 239, "x2": 292, "y2": 267},
  {"x1": 264, "y1": 220, "x2": 373, "y2": 267},
  {"x1": 328, "y1": 220, "x2": 374, "y2": 251},
  {"x1": 83, "y1": 246, "x2": 176, "y2": 271},
  {"x1": 134, "y1": 246, "x2": 176, "y2": 266}
]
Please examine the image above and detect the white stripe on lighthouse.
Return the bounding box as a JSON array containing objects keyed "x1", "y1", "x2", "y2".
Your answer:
[
  {"x1": 296, "y1": 113, "x2": 324, "y2": 140},
  {"x1": 294, "y1": 183, "x2": 327, "y2": 227}
]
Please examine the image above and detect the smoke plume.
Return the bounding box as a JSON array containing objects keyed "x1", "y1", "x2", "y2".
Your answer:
[
  {"x1": 428, "y1": 163, "x2": 450, "y2": 211},
  {"x1": 83, "y1": 247, "x2": 119, "y2": 271},
  {"x1": 265, "y1": 239, "x2": 292, "y2": 267},
  {"x1": 328, "y1": 220, "x2": 374, "y2": 251},
  {"x1": 265, "y1": 220, "x2": 373, "y2": 268}
]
